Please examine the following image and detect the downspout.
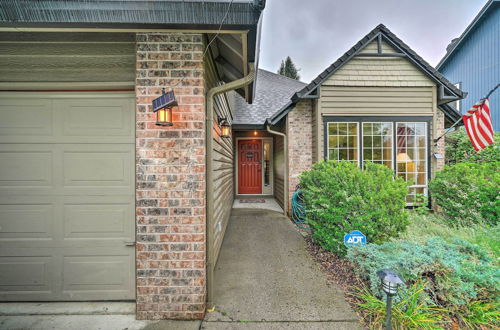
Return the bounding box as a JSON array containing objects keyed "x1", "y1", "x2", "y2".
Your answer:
[
  {"x1": 206, "y1": 65, "x2": 255, "y2": 310},
  {"x1": 266, "y1": 124, "x2": 288, "y2": 216}
]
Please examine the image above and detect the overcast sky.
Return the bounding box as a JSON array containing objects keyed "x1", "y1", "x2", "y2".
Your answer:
[{"x1": 258, "y1": 0, "x2": 487, "y2": 82}]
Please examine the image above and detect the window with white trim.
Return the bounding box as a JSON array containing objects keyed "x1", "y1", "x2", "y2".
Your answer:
[
  {"x1": 362, "y1": 122, "x2": 393, "y2": 169},
  {"x1": 326, "y1": 120, "x2": 429, "y2": 205},
  {"x1": 396, "y1": 122, "x2": 427, "y2": 204},
  {"x1": 327, "y1": 122, "x2": 359, "y2": 163}
]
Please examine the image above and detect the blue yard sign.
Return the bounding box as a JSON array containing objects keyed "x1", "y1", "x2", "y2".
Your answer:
[{"x1": 344, "y1": 230, "x2": 367, "y2": 247}]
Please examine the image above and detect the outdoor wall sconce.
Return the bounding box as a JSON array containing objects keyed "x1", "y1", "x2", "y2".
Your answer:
[
  {"x1": 218, "y1": 118, "x2": 231, "y2": 138},
  {"x1": 377, "y1": 269, "x2": 403, "y2": 330},
  {"x1": 152, "y1": 89, "x2": 177, "y2": 126}
]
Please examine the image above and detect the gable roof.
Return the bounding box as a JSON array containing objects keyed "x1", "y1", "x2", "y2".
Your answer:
[
  {"x1": 231, "y1": 69, "x2": 306, "y2": 127},
  {"x1": 436, "y1": 0, "x2": 499, "y2": 70},
  {"x1": 267, "y1": 24, "x2": 465, "y2": 126}
]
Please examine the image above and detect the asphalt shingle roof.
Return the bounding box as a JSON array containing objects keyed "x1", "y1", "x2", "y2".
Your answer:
[{"x1": 231, "y1": 69, "x2": 306, "y2": 126}]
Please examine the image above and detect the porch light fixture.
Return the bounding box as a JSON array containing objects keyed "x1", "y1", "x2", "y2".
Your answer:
[
  {"x1": 218, "y1": 118, "x2": 231, "y2": 138},
  {"x1": 377, "y1": 269, "x2": 403, "y2": 330},
  {"x1": 152, "y1": 89, "x2": 177, "y2": 126}
]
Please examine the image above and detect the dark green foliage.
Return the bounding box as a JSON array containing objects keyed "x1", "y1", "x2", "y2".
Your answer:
[
  {"x1": 429, "y1": 162, "x2": 499, "y2": 226},
  {"x1": 300, "y1": 161, "x2": 409, "y2": 256},
  {"x1": 445, "y1": 128, "x2": 500, "y2": 165},
  {"x1": 347, "y1": 238, "x2": 500, "y2": 308},
  {"x1": 277, "y1": 56, "x2": 301, "y2": 80}
]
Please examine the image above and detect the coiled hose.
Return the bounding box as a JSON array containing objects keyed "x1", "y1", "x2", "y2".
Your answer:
[{"x1": 291, "y1": 185, "x2": 308, "y2": 229}]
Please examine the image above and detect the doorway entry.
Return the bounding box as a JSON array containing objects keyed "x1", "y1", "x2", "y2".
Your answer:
[{"x1": 236, "y1": 138, "x2": 273, "y2": 195}]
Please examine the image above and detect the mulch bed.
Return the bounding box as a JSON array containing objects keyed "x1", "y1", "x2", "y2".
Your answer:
[{"x1": 303, "y1": 235, "x2": 366, "y2": 309}]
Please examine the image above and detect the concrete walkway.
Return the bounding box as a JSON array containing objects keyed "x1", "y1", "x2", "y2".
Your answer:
[
  {"x1": 0, "y1": 208, "x2": 361, "y2": 330},
  {"x1": 203, "y1": 208, "x2": 362, "y2": 329}
]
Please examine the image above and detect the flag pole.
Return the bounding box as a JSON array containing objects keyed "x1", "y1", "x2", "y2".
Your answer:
[{"x1": 434, "y1": 83, "x2": 499, "y2": 144}]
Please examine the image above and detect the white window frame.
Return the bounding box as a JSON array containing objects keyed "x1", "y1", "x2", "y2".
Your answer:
[
  {"x1": 395, "y1": 121, "x2": 428, "y2": 204},
  {"x1": 361, "y1": 122, "x2": 394, "y2": 170},
  {"x1": 324, "y1": 119, "x2": 430, "y2": 206},
  {"x1": 326, "y1": 122, "x2": 360, "y2": 165}
]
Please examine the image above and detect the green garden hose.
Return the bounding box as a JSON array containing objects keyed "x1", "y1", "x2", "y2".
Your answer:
[{"x1": 291, "y1": 185, "x2": 308, "y2": 229}]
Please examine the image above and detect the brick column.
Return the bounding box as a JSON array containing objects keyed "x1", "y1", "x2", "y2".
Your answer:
[
  {"x1": 287, "y1": 100, "x2": 314, "y2": 213},
  {"x1": 135, "y1": 33, "x2": 206, "y2": 320}
]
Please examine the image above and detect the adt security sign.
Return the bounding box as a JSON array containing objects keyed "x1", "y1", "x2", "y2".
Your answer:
[{"x1": 344, "y1": 230, "x2": 367, "y2": 247}]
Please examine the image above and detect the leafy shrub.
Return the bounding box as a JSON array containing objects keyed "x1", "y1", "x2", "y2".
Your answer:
[
  {"x1": 429, "y1": 162, "x2": 499, "y2": 226},
  {"x1": 347, "y1": 238, "x2": 500, "y2": 307},
  {"x1": 445, "y1": 128, "x2": 500, "y2": 165},
  {"x1": 355, "y1": 281, "x2": 444, "y2": 329},
  {"x1": 300, "y1": 161, "x2": 409, "y2": 256}
]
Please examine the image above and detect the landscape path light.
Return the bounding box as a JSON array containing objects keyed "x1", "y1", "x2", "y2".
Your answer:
[{"x1": 377, "y1": 269, "x2": 403, "y2": 330}]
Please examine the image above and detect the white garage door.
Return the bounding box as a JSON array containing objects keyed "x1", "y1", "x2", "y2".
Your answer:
[{"x1": 0, "y1": 93, "x2": 135, "y2": 301}]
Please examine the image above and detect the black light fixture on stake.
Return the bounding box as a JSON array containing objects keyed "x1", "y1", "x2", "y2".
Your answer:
[
  {"x1": 377, "y1": 269, "x2": 403, "y2": 330},
  {"x1": 152, "y1": 88, "x2": 177, "y2": 126},
  {"x1": 218, "y1": 117, "x2": 231, "y2": 138}
]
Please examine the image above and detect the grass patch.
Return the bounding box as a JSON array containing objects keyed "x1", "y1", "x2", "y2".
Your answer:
[{"x1": 399, "y1": 213, "x2": 500, "y2": 261}]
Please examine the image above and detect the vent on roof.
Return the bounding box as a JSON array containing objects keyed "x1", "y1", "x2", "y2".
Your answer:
[{"x1": 446, "y1": 38, "x2": 460, "y2": 53}]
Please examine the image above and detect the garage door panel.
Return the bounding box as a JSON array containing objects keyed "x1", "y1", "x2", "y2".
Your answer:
[
  {"x1": 0, "y1": 99, "x2": 53, "y2": 138},
  {"x1": 0, "y1": 93, "x2": 135, "y2": 301},
  {"x1": 62, "y1": 253, "x2": 134, "y2": 300},
  {"x1": 63, "y1": 148, "x2": 133, "y2": 189},
  {"x1": 59, "y1": 98, "x2": 133, "y2": 139},
  {"x1": 0, "y1": 255, "x2": 57, "y2": 300},
  {"x1": 0, "y1": 203, "x2": 54, "y2": 240},
  {"x1": 0, "y1": 150, "x2": 53, "y2": 187},
  {"x1": 63, "y1": 202, "x2": 134, "y2": 239}
]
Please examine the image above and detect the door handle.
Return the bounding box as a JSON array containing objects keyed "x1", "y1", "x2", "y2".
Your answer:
[{"x1": 124, "y1": 241, "x2": 136, "y2": 246}]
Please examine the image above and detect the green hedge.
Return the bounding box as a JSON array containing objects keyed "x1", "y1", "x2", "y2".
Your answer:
[
  {"x1": 300, "y1": 161, "x2": 409, "y2": 256},
  {"x1": 429, "y1": 162, "x2": 499, "y2": 226},
  {"x1": 445, "y1": 129, "x2": 500, "y2": 165}
]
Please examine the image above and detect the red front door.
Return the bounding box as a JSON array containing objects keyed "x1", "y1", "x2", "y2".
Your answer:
[{"x1": 238, "y1": 140, "x2": 262, "y2": 194}]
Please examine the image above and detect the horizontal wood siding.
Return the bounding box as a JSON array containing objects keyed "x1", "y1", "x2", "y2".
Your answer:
[
  {"x1": 0, "y1": 32, "x2": 135, "y2": 88},
  {"x1": 273, "y1": 134, "x2": 285, "y2": 210},
  {"x1": 320, "y1": 86, "x2": 434, "y2": 115},
  {"x1": 205, "y1": 52, "x2": 233, "y2": 264}
]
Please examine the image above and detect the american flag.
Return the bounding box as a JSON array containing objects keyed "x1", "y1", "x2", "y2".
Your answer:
[{"x1": 462, "y1": 99, "x2": 495, "y2": 151}]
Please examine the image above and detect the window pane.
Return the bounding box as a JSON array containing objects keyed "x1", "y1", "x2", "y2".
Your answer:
[
  {"x1": 348, "y1": 136, "x2": 357, "y2": 148},
  {"x1": 338, "y1": 123, "x2": 347, "y2": 135},
  {"x1": 328, "y1": 123, "x2": 338, "y2": 135},
  {"x1": 396, "y1": 122, "x2": 428, "y2": 205},
  {"x1": 362, "y1": 122, "x2": 392, "y2": 170},
  {"x1": 329, "y1": 136, "x2": 338, "y2": 148},
  {"x1": 329, "y1": 149, "x2": 339, "y2": 160},
  {"x1": 364, "y1": 136, "x2": 372, "y2": 147},
  {"x1": 327, "y1": 122, "x2": 359, "y2": 165},
  {"x1": 338, "y1": 136, "x2": 347, "y2": 148},
  {"x1": 348, "y1": 123, "x2": 357, "y2": 135},
  {"x1": 339, "y1": 148, "x2": 347, "y2": 160}
]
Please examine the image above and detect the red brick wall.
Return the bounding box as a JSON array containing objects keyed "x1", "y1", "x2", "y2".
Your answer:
[
  {"x1": 135, "y1": 33, "x2": 206, "y2": 320},
  {"x1": 287, "y1": 100, "x2": 314, "y2": 213}
]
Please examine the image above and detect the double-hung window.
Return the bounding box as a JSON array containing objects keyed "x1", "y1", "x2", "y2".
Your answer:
[{"x1": 325, "y1": 118, "x2": 429, "y2": 205}]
